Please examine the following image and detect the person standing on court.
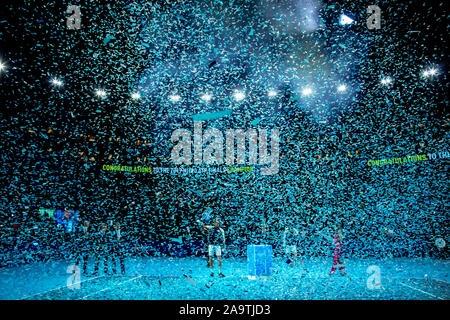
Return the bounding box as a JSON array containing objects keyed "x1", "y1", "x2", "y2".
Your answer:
[
  {"x1": 283, "y1": 220, "x2": 299, "y2": 268},
  {"x1": 202, "y1": 217, "x2": 226, "y2": 277},
  {"x1": 75, "y1": 220, "x2": 91, "y2": 275},
  {"x1": 330, "y1": 224, "x2": 346, "y2": 276},
  {"x1": 93, "y1": 223, "x2": 109, "y2": 275},
  {"x1": 104, "y1": 220, "x2": 119, "y2": 275},
  {"x1": 110, "y1": 222, "x2": 126, "y2": 275}
]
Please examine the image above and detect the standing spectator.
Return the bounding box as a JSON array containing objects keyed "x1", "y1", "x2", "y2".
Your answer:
[
  {"x1": 75, "y1": 220, "x2": 91, "y2": 275},
  {"x1": 113, "y1": 222, "x2": 126, "y2": 275},
  {"x1": 93, "y1": 223, "x2": 108, "y2": 275},
  {"x1": 104, "y1": 220, "x2": 125, "y2": 275}
]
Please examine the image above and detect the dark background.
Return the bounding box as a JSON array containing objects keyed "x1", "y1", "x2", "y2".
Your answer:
[{"x1": 0, "y1": 0, "x2": 448, "y2": 260}]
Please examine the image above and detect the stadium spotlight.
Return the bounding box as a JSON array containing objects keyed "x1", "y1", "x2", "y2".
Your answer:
[
  {"x1": 268, "y1": 89, "x2": 277, "y2": 97},
  {"x1": 233, "y1": 90, "x2": 245, "y2": 101},
  {"x1": 337, "y1": 84, "x2": 347, "y2": 92},
  {"x1": 95, "y1": 89, "x2": 107, "y2": 98},
  {"x1": 131, "y1": 92, "x2": 141, "y2": 100},
  {"x1": 380, "y1": 77, "x2": 392, "y2": 85},
  {"x1": 200, "y1": 93, "x2": 212, "y2": 102},
  {"x1": 51, "y1": 78, "x2": 63, "y2": 87},
  {"x1": 422, "y1": 67, "x2": 438, "y2": 78},
  {"x1": 339, "y1": 14, "x2": 354, "y2": 25},
  {"x1": 169, "y1": 94, "x2": 181, "y2": 102},
  {"x1": 301, "y1": 87, "x2": 313, "y2": 96}
]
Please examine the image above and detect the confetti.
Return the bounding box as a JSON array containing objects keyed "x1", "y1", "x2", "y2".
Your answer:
[{"x1": 0, "y1": 0, "x2": 448, "y2": 302}]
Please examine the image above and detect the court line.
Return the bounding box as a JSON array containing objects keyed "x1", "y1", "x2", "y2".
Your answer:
[
  {"x1": 399, "y1": 282, "x2": 444, "y2": 300},
  {"x1": 20, "y1": 275, "x2": 105, "y2": 300},
  {"x1": 432, "y1": 278, "x2": 450, "y2": 285},
  {"x1": 80, "y1": 275, "x2": 143, "y2": 300},
  {"x1": 129, "y1": 275, "x2": 184, "y2": 279}
]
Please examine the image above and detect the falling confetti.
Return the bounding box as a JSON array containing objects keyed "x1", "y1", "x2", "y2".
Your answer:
[{"x1": 0, "y1": 0, "x2": 448, "y2": 303}]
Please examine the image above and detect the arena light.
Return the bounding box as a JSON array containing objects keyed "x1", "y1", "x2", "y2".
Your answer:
[
  {"x1": 200, "y1": 93, "x2": 212, "y2": 102},
  {"x1": 422, "y1": 67, "x2": 438, "y2": 78},
  {"x1": 233, "y1": 90, "x2": 245, "y2": 102},
  {"x1": 339, "y1": 14, "x2": 354, "y2": 25},
  {"x1": 131, "y1": 92, "x2": 141, "y2": 100},
  {"x1": 0, "y1": 61, "x2": 6, "y2": 72},
  {"x1": 51, "y1": 78, "x2": 63, "y2": 87},
  {"x1": 267, "y1": 89, "x2": 277, "y2": 98},
  {"x1": 337, "y1": 84, "x2": 347, "y2": 92},
  {"x1": 380, "y1": 77, "x2": 392, "y2": 85},
  {"x1": 301, "y1": 87, "x2": 313, "y2": 96},
  {"x1": 95, "y1": 89, "x2": 107, "y2": 98},
  {"x1": 169, "y1": 93, "x2": 181, "y2": 102}
]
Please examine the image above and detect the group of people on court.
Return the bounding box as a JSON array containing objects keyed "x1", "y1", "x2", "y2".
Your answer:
[
  {"x1": 198, "y1": 215, "x2": 346, "y2": 277},
  {"x1": 74, "y1": 220, "x2": 125, "y2": 276},
  {"x1": 71, "y1": 208, "x2": 346, "y2": 278}
]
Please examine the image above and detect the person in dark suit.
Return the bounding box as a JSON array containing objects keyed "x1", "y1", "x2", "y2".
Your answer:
[
  {"x1": 106, "y1": 221, "x2": 125, "y2": 275},
  {"x1": 75, "y1": 220, "x2": 91, "y2": 275},
  {"x1": 93, "y1": 223, "x2": 108, "y2": 275}
]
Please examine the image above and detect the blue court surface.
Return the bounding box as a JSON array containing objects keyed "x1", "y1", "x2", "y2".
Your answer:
[{"x1": 1, "y1": 257, "x2": 448, "y2": 300}]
